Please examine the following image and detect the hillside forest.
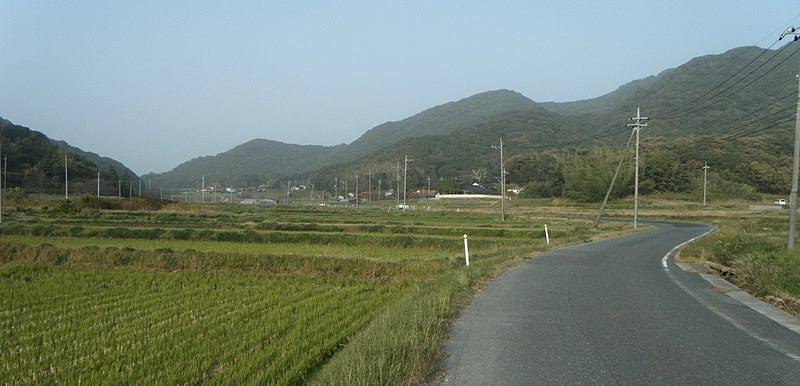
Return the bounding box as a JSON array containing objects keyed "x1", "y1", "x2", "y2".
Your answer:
[{"x1": 2, "y1": 43, "x2": 799, "y2": 204}]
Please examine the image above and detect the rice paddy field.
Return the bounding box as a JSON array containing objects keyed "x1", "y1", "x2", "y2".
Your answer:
[{"x1": 0, "y1": 198, "x2": 628, "y2": 384}]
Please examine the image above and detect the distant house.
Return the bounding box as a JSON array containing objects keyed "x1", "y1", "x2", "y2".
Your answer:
[
  {"x1": 256, "y1": 185, "x2": 268, "y2": 192},
  {"x1": 460, "y1": 183, "x2": 496, "y2": 195},
  {"x1": 414, "y1": 189, "x2": 437, "y2": 199}
]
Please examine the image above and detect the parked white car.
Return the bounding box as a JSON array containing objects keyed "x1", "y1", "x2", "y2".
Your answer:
[{"x1": 774, "y1": 199, "x2": 787, "y2": 205}]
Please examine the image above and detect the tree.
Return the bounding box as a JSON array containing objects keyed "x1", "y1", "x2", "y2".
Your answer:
[
  {"x1": 436, "y1": 177, "x2": 460, "y2": 194},
  {"x1": 468, "y1": 168, "x2": 488, "y2": 183},
  {"x1": 507, "y1": 152, "x2": 564, "y2": 198},
  {"x1": 562, "y1": 147, "x2": 633, "y2": 202},
  {"x1": 640, "y1": 148, "x2": 692, "y2": 194},
  {"x1": 106, "y1": 165, "x2": 119, "y2": 182}
]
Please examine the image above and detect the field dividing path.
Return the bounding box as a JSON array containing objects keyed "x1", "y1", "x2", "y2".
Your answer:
[{"x1": 444, "y1": 222, "x2": 800, "y2": 384}]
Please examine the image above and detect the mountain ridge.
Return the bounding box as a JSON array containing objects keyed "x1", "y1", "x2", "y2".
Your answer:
[{"x1": 143, "y1": 89, "x2": 538, "y2": 186}]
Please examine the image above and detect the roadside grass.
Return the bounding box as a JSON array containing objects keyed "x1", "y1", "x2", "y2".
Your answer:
[{"x1": 679, "y1": 215, "x2": 800, "y2": 316}]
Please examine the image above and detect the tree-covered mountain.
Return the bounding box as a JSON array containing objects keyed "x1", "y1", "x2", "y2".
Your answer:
[
  {"x1": 326, "y1": 89, "x2": 539, "y2": 163},
  {"x1": 9, "y1": 42, "x2": 798, "y2": 201},
  {"x1": 143, "y1": 89, "x2": 540, "y2": 187},
  {"x1": 0, "y1": 118, "x2": 137, "y2": 195},
  {"x1": 52, "y1": 140, "x2": 137, "y2": 183},
  {"x1": 143, "y1": 139, "x2": 345, "y2": 188},
  {"x1": 303, "y1": 105, "x2": 581, "y2": 191},
  {"x1": 588, "y1": 45, "x2": 798, "y2": 141},
  {"x1": 299, "y1": 44, "x2": 800, "y2": 199},
  {"x1": 538, "y1": 75, "x2": 658, "y2": 117}
]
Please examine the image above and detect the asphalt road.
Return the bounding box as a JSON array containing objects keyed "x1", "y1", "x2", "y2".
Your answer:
[{"x1": 444, "y1": 222, "x2": 800, "y2": 385}]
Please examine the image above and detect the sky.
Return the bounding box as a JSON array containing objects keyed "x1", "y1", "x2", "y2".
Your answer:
[{"x1": 1, "y1": 1, "x2": 798, "y2": 175}]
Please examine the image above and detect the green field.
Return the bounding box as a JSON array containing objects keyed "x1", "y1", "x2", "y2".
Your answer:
[{"x1": 0, "y1": 198, "x2": 628, "y2": 384}]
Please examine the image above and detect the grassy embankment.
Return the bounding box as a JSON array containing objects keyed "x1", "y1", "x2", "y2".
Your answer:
[
  {"x1": 601, "y1": 194, "x2": 800, "y2": 317},
  {"x1": 0, "y1": 197, "x2": 628, "y2": 384}
]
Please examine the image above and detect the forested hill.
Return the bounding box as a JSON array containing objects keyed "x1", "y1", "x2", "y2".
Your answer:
[
  {"x1": 300, "y1": 44, "x2": 800, "y2": 199},
  {"x1": 591, "y1": 45, "x2": 799, "y2": 139},
  {"x1": 146, "y1": 139, "x2": 345, "y2": 188},
  {"x1": 0, "y1": 118, "x2": 137, "y2": 194},
  {"x1": 326, "y1": 89, "x2": 539, "y2": 163},
  {"x1": 144, "y1": 89, "x2": 539, "y2": 186},
  {"x1": 52, "y1": 140, "x2": 137, "y2": 184}
]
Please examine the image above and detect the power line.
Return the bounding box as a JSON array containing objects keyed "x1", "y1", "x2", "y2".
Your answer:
[
  {"x1": 756, "y1": 13, "x2": 800, "y2": 46},
  {"x1": 711, "y1": 109, "x2": 796, "y2": 143},
  {"x1": 656, "y1": 40, "x2": 798, "y2": 120},
  {"x1": 658, "y1": 110, "x2": 796, "y2": 161},
  {"x1": 654, "y1": 39, "x2": 784, "y2": 119}
]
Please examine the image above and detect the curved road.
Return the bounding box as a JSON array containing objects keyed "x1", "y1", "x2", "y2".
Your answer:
[{"x1": 444, "y1": 222, "x2": 800, "y2": 384}]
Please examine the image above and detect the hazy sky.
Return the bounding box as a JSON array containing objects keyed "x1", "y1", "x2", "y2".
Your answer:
[{"x1": 1, "y1": 1, "x2": 798, "y2": 174}]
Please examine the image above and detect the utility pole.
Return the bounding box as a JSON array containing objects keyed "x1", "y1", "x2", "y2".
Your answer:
[
  {"x1": 492, "y1": 139, "x2": 506, "y2": 221},
  {"x1": 627, "y1": 108, "x2": 648, "y2": 229},
  {"x1": 354, "y1": 174, "x2": 359, "y2": 205},
  {"x1": 97, "y1": 171, "x2": 100, "y2": 197},
  {"x1": 378, "y1": 178, "x2": 382, "y2": 202},
  {"x1": 334, "y1": 177, "x2": 338, "y2": 200},
  {"x1": 781, "y1": 27, "x2": 800, "y2": 249},
  {"x1": 702, "y1": 162, "x2": 711, "y2": 208},
  {"x1": 65, "y1": 154, "x2": 69, "y2": 200},
  {"x1": 395, "y1": 162, "x2": 401, "y2": 208},
  {"x1": 403, "y1": 155, "x2": 414, "y2": 208},
  {"x1": 368, "y1": 169, "x2": 372, "y2": 204},
  {"x1": 0, "y1": 136, "x2": 3, "y2": 224},
  {"x1": 201, "y1": 175, "x2": 205, "y2": 203}
]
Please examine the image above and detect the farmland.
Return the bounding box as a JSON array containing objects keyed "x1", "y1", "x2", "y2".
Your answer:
[{"x1": 0, "y1": 198, "x2": 628, "y2": 384}]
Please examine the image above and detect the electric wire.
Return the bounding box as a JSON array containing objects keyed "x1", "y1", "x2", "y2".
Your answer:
[
  {"x1": 672, "y1": 42, "x2": 800, "y2": 118},
  {"x1": 656, "y1": 40, "x2": 797, "y2": 120},
  {"x1": 662, "y1": 109, "x2": 796, "y2": 161},
  {"x1": 683, "y1": 94, "x2": 797, "y2": 139},
  {"x1": 501, "y1": 24, "x2": 800, "y2": 162},
  {"x1": 654, "y1": 39, "x2": 784, "y2": 119}
]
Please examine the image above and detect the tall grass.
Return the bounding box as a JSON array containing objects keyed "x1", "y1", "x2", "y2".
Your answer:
[
  {"x1": 312, "y1": 246, "x2": 531, "y2": 384},
  {"x1": 681, "y1": 218, "x2": 800, "y2": 315}
]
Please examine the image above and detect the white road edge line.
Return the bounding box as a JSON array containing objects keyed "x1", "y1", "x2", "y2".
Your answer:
[{"x1": 661, "y1": 226, "x2": 800, "y2": 362}]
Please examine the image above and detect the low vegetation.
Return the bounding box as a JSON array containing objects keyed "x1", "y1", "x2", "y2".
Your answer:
[
  {"x1": 0, "y1": 196, "x2": 626, "y2": 384},
  {"x1": 2, "y1": 192, "x2": 797, "y2": 384},
  {"x1": 680, "y1": 214, "x2": 800, "y2": 316}
]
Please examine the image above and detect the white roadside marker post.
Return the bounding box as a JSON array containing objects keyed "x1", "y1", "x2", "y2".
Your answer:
[
  {"x1": 463, "y1": 234, "x2": 470, "y2": 267},
  {"x1": 545, "y1": 224, "x2": 550, "y2": 245}
]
